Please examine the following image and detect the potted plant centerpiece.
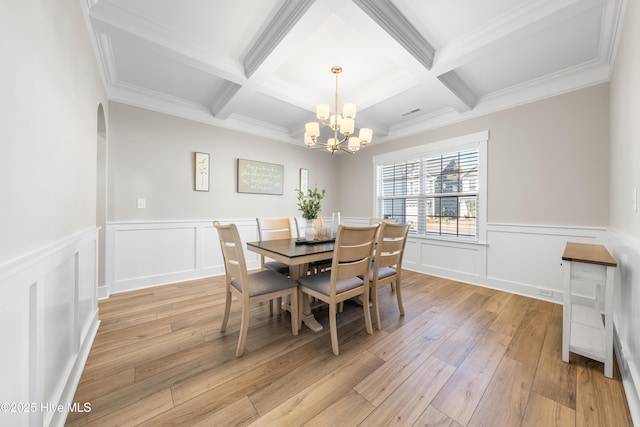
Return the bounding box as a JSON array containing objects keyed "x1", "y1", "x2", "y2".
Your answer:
[{"x1": 297, "y1": 184, "x2": 326, "y2": 240}]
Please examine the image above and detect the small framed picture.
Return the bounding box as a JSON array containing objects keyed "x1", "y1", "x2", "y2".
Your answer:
[
  {"x1": 299, "y1": 168, "x2": 309, "y2": 194},
  {"x1": 195, "y1": 152, "x2": 210, "y2": 191}
]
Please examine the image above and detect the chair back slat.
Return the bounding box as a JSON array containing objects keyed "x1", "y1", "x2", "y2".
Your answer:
[
  {"x1": 214, "y1": 221, "x2": 249, "y2": 295},
  {"x1": 369, "y1": 217, "x2": 398, "y2": 225},
  {"x1": 257, "y1": 217, "x2": 292, "y2": 241},
  {"x1": 375, "y1": 222, "x2": 410, "y2": 270},
  {"x1": 330, "y1": 224, "x2": 379, "y2": 293}
]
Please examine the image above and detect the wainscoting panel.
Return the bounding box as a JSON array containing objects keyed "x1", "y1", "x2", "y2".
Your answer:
[
  {"x1": 0, "y1": 228, "x2": 99, "y2": 427},
  {"x1": 607, "y1": 230, "x2": 640, "y2": 425},
  {"x1": 403, "y1": 223, "x2": 608, "y2": 303},
  {"x1": 485, "y1": 224, "x2": 606, "y2": 300},
  {"x1": 107, "y1": 220, "x2": 258, "y2": 295},
  {"x1": 419, "y1": 239, "x2": 480, "y2": 275}
]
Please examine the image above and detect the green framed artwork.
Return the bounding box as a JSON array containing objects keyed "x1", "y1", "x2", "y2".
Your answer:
[{"x1": 237, "y1": 159, "x2": 284, "y2": 195}]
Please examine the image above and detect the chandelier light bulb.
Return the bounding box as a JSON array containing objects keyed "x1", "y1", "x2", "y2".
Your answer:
[
  {"x1": 359, "y1": 128, "x2": 373, "y2": 145},
  {"x1": 316, "y1": 104, "x2": 330, "y2": 121},
  {"x1": 343, "y1": 103, "x2": 356, "y2": 119},
  {"x1": 348, "y1": 137, "x2": 360, "y2": 151},
  {"x1": 305, "y1": 122, "x2": 320, "y2": 138}
]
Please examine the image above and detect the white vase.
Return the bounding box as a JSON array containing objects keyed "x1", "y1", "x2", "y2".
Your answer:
[
  {"x1": 331, "y1": 212, "x2": 341, "y2": 237},
  {"x1": 304, "y1": 219, "x2": 315, "y2": 241}
]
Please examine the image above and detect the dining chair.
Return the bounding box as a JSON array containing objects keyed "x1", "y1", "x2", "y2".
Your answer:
[
  {"x1": 214, "y1": 221, "x2": 299, "y2": 357},
  {"x1": 369, "y1": 217, "x2": 398, "y2": 225},
  {"x1": 368, "y1": 221, "x2": 410, "y2": 330},
  {"x1": 297, "y1": 224, "x2": 379, "y2": 355},
  {"x1": 257, "y1": 217, "x2": 294, "y2": 315}
]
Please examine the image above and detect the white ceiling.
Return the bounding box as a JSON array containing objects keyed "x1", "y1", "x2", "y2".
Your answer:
[{"x1": 85, "y1": 0, "x2": 625, "y2": 147}]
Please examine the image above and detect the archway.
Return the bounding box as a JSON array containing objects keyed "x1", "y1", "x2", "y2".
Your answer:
[{"x1": 96, "y1": 104, "x2": 107, "y2": 294}]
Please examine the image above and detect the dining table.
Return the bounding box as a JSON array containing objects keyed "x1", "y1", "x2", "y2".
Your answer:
[{"x1": 246, "y1": 237, "x2": 335, "y2": 332}]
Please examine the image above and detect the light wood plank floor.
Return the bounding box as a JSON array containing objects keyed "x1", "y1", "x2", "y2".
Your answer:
[{"x1": 67, "y1": 271, "x2": 633, "y2": 426}]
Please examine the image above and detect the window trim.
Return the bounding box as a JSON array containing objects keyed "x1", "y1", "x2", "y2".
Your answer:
[{"x1": 372, "y1": 130, "x2": 488, "y2": 243}]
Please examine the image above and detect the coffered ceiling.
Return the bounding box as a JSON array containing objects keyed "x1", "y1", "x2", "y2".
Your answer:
[{"x1": 84, "y1": 0, "x2": 625, "y2": 147}]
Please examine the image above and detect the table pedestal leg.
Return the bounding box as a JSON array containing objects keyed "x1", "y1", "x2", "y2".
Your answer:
[{"x1": 289, "y1": 264, "x2": 324, "y2": 332}]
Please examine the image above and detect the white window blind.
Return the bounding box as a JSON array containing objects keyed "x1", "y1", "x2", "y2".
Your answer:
[{"x1": 375, "y1": 132, "x2": 486, "y2": 240}]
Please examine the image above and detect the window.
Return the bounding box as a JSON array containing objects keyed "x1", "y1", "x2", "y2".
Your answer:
[{"x1": 374, "y1": 131, "x2": 487, "y2": 240}]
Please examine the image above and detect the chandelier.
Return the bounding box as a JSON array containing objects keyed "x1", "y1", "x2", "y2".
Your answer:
[{"x1": 304, "y1": 66, "x2": 372, "y2": 154}]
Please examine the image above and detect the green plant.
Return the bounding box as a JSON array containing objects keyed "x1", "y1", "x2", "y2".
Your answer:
[{"x1": 296, "y1": 184, "x2": 326, "y2": 220}]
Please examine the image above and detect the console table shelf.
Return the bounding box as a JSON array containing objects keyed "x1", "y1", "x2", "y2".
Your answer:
[{"x1": 561, "y1": 242, "x2": 617, "y2": 378}]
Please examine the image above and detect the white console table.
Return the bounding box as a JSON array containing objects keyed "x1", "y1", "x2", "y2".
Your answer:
[{"x1": 561, "y1": 242, "x2": 617, "y2": 378}]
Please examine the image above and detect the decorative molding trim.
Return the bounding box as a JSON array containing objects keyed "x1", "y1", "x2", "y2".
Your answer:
[
  {"x1": 352, "y1": 0, "x2": 435, "y2": 70},
  {"x1": 436, "y1": 70, "x2": 477, "y2": 112},
  {"x1": 243, "y1": 0, "x2": 316, "y2": 78},
  {"x1": 210, "y1": 81, "x2": 242, "y2": 117}
]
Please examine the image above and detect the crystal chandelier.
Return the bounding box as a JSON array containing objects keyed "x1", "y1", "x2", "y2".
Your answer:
[{"x1": 304, "y1": 66, "x2": 373, "y2": 154}]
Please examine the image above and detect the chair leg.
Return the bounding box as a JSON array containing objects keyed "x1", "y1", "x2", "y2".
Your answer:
[
  {"x1": 395, "y1": 279, "x2": 405, "y2": 316},
  {"x1": 290, "y1": 290, "x2": 299, "y2": 336},
  {"x1": 371, "y1": 284, "x2": 382, "y2": 330},
  {"x1": 329, "y1": 303, "x2": 339, "y2": 356},
  {"x1": 221, "y1": 287, "x2": 232, "y2": 333},
  {"x1": 277, "y1": 297, "x2": 283, "y2": 315},
  {"x1": 269, "y1": 299, "x2": 274, "y2": 316},
  {"x1": 298, "y1": 288, "x2": 304, "y2": 331},
  {"x1": 363, "y1": 287, "x2": 373, "y2": 335},
  {"x1": 236, "y1": 300, "x2": 250, "y2": 357}
]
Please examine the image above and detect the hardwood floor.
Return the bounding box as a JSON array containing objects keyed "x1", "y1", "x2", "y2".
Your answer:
[{"x1": 67, "y1": 271, "x2": 633, "y2": 426}]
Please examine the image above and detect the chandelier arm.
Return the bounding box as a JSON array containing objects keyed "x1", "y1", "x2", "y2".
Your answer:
[{"x1": 338, "y1": 146, "x2": 356, "y2": 154}]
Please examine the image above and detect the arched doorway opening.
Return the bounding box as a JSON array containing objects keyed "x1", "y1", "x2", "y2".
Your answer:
[{"x1": 96, "y1": 104, "x2": 107, "y2": 295}]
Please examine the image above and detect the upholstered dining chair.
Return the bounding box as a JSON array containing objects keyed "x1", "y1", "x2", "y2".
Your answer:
[
  {"x1": 297, "y1": 224, "x2": 379, "y2": 355},
  {"x1": 368, "y1": 221, "x2": 410, "y2": 330},
  {"x1": 257, "y1": 217, "x2": 294, "y2": 314},
  {"x1": 214, "y1": 221, "x2": 299, "y2": 357},
  {"x1": 256, "y1": 217, "x2": 293, "y2": 275}
]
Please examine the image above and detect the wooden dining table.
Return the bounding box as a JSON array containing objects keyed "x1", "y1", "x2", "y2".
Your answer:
[{"x1": 246, "y1": 238, "x2": 335, "y2": 332}]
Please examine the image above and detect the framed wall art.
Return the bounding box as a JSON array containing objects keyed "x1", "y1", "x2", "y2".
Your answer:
[
  {"x1": 299, "y1": 168, "x2": 309, "y2": 194},
  {"x1": 194, "y1": 152, "x2": 210, "y2": 191},
  {"x1": 237, "y1": 159, "x2": 284, "y2": 195}
]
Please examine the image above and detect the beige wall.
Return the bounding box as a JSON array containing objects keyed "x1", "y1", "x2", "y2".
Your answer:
[
  {"x1": 0, "y1": 0, "x2": 107, "y2": 265},
  {"x1": 108, "y1": 103, "x2": 341, "y2": 222},
  {"x1": 610, "y1": 0, "x2": 640, "y2": 239},
  {"x1": 338, "y1": 84, "x2": 610, "y2": 227}
]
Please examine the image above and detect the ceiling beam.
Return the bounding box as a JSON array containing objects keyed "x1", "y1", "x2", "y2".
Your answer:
[
  {"x1": 352, "y1": 0, "x2": 435, "y2": 70},
  {"x1": 243, "y1": 0, "x2": 317, "y2": 78},
  {"x1": 437, "y1": 71, "x2": 477, "y2": 112}
]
